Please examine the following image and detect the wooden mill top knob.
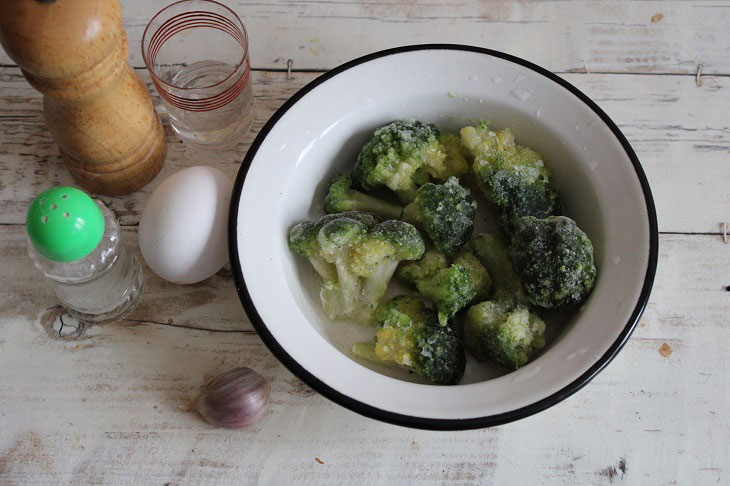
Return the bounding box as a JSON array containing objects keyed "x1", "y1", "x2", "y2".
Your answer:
[{"x1": 0, "y1": 0, "x2": 123, "y2": 81}]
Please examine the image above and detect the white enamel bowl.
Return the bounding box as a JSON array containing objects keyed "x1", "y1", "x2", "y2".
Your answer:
[{"x1": 229, "y1": 45, "x2": 658, "y2": 430}]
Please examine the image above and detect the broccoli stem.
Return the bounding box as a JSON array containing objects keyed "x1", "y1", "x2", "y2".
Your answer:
[
  {"x1": 470, "y1": 234, "x2": 527, "y2": 303},
  {"x1": 351, "y1": 341, "x2": 378, "y2": 361},
  {"x1": 400, "y1": 203, "x2": 419, "y2": 227},
  {"x1": 360, "y1": 260, "x2": 400, "y2": 305},
  {"x1": 308, "y1": 254, "x2": 337, "y2": 281},
  {"x1": 322, "y1": 259, "x2": 400, "y2": 324},
  {"x1": 337, "y1": 191, "x2": 403, "y2": 220},
  {"x1": 399, "y1": 203, "x2": 432, "y2": 243},
  {"x1": 394, "y1": 187, "x2": 418, "y2": 204},
  {"x1": 334, "y1": 256, "x2": 359, "y2": 316}
]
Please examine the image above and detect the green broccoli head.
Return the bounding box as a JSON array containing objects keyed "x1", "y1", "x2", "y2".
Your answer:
[
  {"x1": 373, "y1": 220, "x2": 425, "y2": 259},
  {"x1": 397, "y1": 250, "x2": 488, "y2": 324},
  {"x1": 396, "y1": 250, "x2": 449, "y2": 287},
  {"x1": 469, "y1": 233, "x2": 527, "y2": 304},
  {"x1": 402, "y1": 177, "x2": 477, "y2": 256},
  {"x1": 289, "y1": 211, "x2": 380, "y2": 282},
  {"x1": 324, "y1": 174, "x2": 403, "y2": 220},
  {"x1": 288, "y1": 212, "x2": 424, "y2": 323},
  {"x1": 288, "y1": 221, "x2": 319, "y2": 258},
  {"x1": 409, "y1": 133, "x2": 470, "y2": 185},
  {"x1": 509, "y1": 216, "x2": 597, "y2": 308},
  {"x1": 317, "y1": 217, "x2": 370, "y2": 262},
  {"x1": 411, "y1": 316, "x2": 467, "y2": 385},
  {"x1": 352, "y1": 295, "x2": 465, "y2": 385},
  {"x1": 453, "y1": 250, "x2": 492, "y2": 302},
  {"x1": 461, "y1": 125, "x2": 560, "y2": 235},
  {"x1": 464, "y1": 300, "x2": 546, "y2": 369},
  {"x1": 352, "y1": 120, "x2": 445, "y2": 202},
  {"x1": 415, "y1": 264, "x2": 476, "y2": 325}
]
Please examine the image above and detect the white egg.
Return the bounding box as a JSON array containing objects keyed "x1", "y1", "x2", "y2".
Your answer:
[{"x1": 139, "y1": 166, "x2": 233, "y2": 284}]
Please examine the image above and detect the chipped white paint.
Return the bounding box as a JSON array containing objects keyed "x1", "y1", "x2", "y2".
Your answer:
[
  {"x1": 1, "y1": 2, "x2": 730, "y2": 484},
  {"x1": 1, "y1": 229, "x2": 728, "y2": 484},
  {"x1": 2, "y1": 1, "x2": 730, "y2": 74},
  {"x1": 1, "y1": 69, "x2": 728, "y2": 233}
]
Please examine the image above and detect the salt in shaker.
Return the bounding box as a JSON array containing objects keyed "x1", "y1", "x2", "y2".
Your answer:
[{"x1": 26, "y1": 187, "x2": 143, "y2": 324}]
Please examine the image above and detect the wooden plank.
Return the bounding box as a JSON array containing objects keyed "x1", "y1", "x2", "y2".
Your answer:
[
  {"x1": 1, "y1": 227, "x2": 728, "y2": 484},
  {"x1": 0, "y1": 227, "x2": 247, "y2": 333},
  {"x1": 2, "y1": 0, "x2": 729, "y2": 74},
  {"x1": 0, "y1": 69, "x2": 291, "y2": 227},
  {"x1": 2, "y1": 3, "x2": 728, "y2": 484},
  {"x1": 0, "y1": 67, "x2": 727, "y2": 234}
]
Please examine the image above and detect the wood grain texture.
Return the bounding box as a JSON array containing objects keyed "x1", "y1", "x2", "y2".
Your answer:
[
  {"x1": 1, "y1": 2, "x2": 729, "y2": 484},
  {"x1": 1, "y1": 67, "x2": 728, "y2": 233},
  {"x1": 1, "y1": 227, "x2": 728, "y2": 484},
  {"x1": 3, "y1": 1, "x2": 729, "y2": 74},
  {"x1": 0, "y1": 3, "x2": 167, "y2": 196}
]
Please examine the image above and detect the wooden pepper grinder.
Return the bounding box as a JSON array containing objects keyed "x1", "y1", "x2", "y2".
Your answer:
[{"x1": 0, "y1": 0, "x2": 166, "y2": 196}]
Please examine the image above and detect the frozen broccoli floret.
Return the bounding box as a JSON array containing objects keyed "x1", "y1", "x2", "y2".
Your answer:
[
  {"x1": 288, "y1": 211, "x2": 424, "y2": 323},
  {"x1": 463, "y1": 300, "x2": 546, "y2": 369},
  {"x1": 509, "y1": 216, "x2": 596, "y2": 309},
  {"x1": 438, "y1": 133, "x2": 471, "y2": 178},
  {"x1": 396, "y1": 250, "x2": 449, "y2": 286},
  {"x1": 460, "y1": 121, "x2": 511, "y2": 160},
  {"x1": 461, "y1": 124, "x2": 560, "y2": 235},
  {"x1": 418, "y1": 132, "x2": 471, "y2": 182},
  {"x1": 289, "y1": 211, "x2": 379, "y2": 282},
  {"x1": 397, "y1": 249, "x2": 488, "y2": 325},
  {"x1": 402, "y1": 177, "x2": 477, "y2": 256},
  {"x1": 352, "y1": 120, "x2": 446, "y2": 202},
  {"x1": 453, "y1": 250, "x2": 492, "y2": 302},
  {"x1": 324, "y1": 174, "x2": 402, "y2": 220},
  {"x1": 415, "y1": 264, "x2": 476, "y2": 325},
  {"x1": 326, "y1": 175, "x2": 477, "y2": 257},
  {"x1": 411, "y1": 132, "x2": 472, "y2": 186},
  {"x1": 351, "y1": 295, "x2": 465, "y2": 385},
  {"x1": 470, "y1": 233, "x2": 527, "y2": 304}
]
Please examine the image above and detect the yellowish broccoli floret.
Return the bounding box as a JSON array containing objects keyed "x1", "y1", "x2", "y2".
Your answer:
[
  {"x1": 461, "y1": 122, "x2": 560, "y2": 235},
  {"x1": 460, "y1": 122, "x2": 516, "y2": 160},
  {"x1": 375, "y1": 326, "x2": 416, "y2": 365},
  {"x1": 431, "y1": 132, "x2": 471, "y2": 180},
  {"x1": 352, "y1": 296, "x2": 466, "y2": 385}
]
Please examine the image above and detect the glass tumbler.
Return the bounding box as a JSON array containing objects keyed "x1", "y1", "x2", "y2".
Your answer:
[{"x1": 142, "y1": 0, "x2": 254, "y2": 151}]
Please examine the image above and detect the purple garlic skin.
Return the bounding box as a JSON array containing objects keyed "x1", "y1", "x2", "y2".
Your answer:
[{"x1": 195, "y1": 367, "x2": 271, "y2": 429}]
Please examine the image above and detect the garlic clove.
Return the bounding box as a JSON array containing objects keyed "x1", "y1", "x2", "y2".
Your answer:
[{"x1": 194, "y1": 367, "x2": 271, "y2": 429}]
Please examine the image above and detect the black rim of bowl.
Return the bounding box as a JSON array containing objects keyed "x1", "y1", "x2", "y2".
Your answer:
[{"x1": 228, "y1": 44, "x2": 659, "y2": 431}]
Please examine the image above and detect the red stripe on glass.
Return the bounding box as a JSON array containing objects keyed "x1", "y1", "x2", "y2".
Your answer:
[
  {"x1": 153, "y1": 62, "x2": 250, "y2": 112},
  {"x1": 145, "y1": 9, "x2": 248, "y2": 112}
]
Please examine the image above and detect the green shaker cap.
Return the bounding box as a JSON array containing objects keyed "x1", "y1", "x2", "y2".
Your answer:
[{"x1": 26, "y1": 187, "x2": 105, "y2": 262}]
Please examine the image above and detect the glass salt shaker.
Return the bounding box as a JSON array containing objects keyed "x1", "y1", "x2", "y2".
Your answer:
[{"x1": 26, "y1": 187, "x2": 143, "y2": 324}]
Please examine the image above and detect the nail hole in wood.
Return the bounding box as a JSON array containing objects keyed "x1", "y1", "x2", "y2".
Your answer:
[{"x1": 696, "y1": 64, "x2": 703, "y2": 87}]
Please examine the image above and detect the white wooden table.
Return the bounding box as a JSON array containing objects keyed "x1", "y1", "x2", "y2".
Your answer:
[{"x1": 2, "y1": 1, "x2": 729, "y2": 484}]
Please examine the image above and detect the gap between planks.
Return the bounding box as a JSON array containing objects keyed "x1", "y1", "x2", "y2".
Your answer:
[
  {"x1": 124, "y1": 317, "x2": 257, "y2": 334},
  {"x1": 1, "y1": 63, "x2": 729, "y2": 77},
  {"x1": 0, "y1": 222, "x2": 725, "y2": 239}
]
